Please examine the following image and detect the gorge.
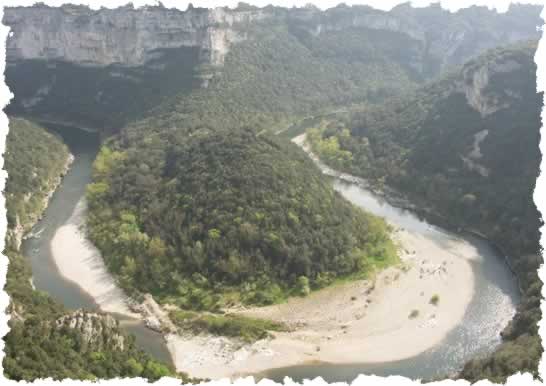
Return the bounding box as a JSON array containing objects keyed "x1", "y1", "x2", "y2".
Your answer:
[
  {"x1": 2, "y1": 1, "x2": 543, "y2": 383},
  {"x1": 15, "y1": 124, "x2": 520, "y2": 381}
]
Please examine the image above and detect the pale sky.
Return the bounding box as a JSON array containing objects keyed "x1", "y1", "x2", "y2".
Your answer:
[{"x1": 1, "y1": 0, "x2": 545, "y2": 13}]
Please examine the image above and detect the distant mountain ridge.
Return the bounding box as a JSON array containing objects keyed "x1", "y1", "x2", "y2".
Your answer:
[
  {"x1": 4, "y1": 3, "x2": 542, "y2": 72},
  {"x1": 3, "y1": 2, "x2": 542, "y2": 128}
]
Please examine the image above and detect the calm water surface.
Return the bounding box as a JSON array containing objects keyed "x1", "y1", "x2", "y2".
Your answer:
[{"x1": 21, "y1": 123, "x2": 173, "y2": 366}]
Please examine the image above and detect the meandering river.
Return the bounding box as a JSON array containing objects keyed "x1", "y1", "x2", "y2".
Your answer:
[
  {"x1": 21, "y1": 125, "x2": 519, "y2": 381},
  {"x1": 21, "y1": 123, "x2": 173, "y2": 366}
]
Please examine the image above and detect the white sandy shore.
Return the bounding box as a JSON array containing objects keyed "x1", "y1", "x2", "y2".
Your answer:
[
  {"x1": 166, "y1": 228, "x2": 478, "y2": 379},
  {"x1": 50, "y1": 197, "x2": 138, "y2": 318}
]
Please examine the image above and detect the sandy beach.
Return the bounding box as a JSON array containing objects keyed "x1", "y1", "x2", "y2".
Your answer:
[
  {"x1": 165, "y1": 227, "x2": 477, "y2": 379},
  {"x1": 50, "y1": 197, "x2": 138, "y2": 318}
]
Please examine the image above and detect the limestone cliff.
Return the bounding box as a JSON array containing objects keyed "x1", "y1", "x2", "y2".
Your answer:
[
  {"x1": 4, "y1": 3, "x2": 266, "y2": 68},
  {"x1": 429, "y1": 40, "x2": 535, "y2": 122},
  {"x1": 4, "y1": 3, "x2": 541, "y2": 74},
  {"x1": 287, "y1": 3, "x2": 542, "y2": 77},
  {"x1": 2, "y1": 3, "x2": 541, "y2": 129},
  {"x1": 457, "y1": 56, "x2": 524, "y2": 117},
  {"x1": 55, "y1": 310, "x2": 126, "y2": 351}
]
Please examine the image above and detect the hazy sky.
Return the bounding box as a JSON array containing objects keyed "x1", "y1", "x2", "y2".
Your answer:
[{"x1": 1, "y1": 0, "x2": 545, "y2": 13}]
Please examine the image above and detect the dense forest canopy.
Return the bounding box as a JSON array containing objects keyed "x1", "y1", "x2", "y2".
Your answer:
[
  {"x1": 306, "y1": 41, "x2": 543, "y2": 382},
  {"x1": 87, "y1": 128, "x2": 396, "y2": 309},
  {"x1": 126, "y1": 20, "x2": 419, "y2": 138},
  {"x1": 2, "y1": 119, "x2": 183, "y2": 381},
  {"x1": 308, "y1": 41, "x2": 542, "y2": 259}
]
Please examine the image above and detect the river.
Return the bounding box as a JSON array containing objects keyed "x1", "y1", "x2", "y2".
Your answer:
[
  {"x1": 21, "y1": 123, "x2": 173, "y2": 366},
  {"x1": 263, "y1": 179, "x2": 519, "y2": 381},
  {"x1": 262, "y1": 136, "x2": 520, "y2": 381},
  {"x1": 21, "y1": 125, "x2": 519, "y2": 381}
]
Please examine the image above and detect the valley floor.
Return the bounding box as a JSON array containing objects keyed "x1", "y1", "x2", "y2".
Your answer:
[
  {"x1": 47, "y1": 135, "x2": 477, "y2": 380},
  {"x1": 163, "y1": 228, "x2": 476, "y2": 379}
]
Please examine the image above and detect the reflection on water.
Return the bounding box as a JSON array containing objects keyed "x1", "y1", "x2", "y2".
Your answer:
[
  {"x1": 262, "y1": 171, "x2": 519, "y2": 382},
  {"x1": 21, "y1": 123, "x2": 173, "y2": 366}
]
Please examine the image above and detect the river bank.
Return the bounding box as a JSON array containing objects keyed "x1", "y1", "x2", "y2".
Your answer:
[
  {"x1": 43, "y1": 133, "x2": 477, "y2": 380},
  {"x1": 164, "y1": 225, "x2": 476, "y2": 379},
  {"x1": 20, "y1": 122, "x2": 174, "y2": 365},
  {"x1": 296, "y1": 132, "x2": 524, "y2": 296},
  {"x1": 48, "y1": 216, "x2": 476, "y2": 380},
  {"x1": 11, "y1": 150, "x2": 74, "y2": 250},
  {"x1": 50, "y1": 197, "x2": 139, "y2": 317},
  {"x1": 32, "y1": 128, "x2": 517, "y2": 381}
]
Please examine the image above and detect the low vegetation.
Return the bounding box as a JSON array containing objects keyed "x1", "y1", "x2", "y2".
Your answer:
[{"x1": 169, "y1": 310, "x2": 287, "y2": 343}]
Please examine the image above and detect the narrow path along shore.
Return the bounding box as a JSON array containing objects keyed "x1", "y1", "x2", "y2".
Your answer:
[{"x1": 47, "y1": 133, "x2": 478, "y2": 380}]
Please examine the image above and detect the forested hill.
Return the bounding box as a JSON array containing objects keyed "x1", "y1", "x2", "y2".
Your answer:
[
  {"x1": 307, "y1": 41, "x2": 543, "y2": 382},
  {"x1": 2, "y1": 119, "x2": 182, "y2": 381},
  {"x1": 310, "y1": 41, "x2": 542, "y2": 258},
  {"x1": 87, "y1": 128, "x2": 396, "y2": 309},
  {"x1": 4, "y1": 3, "x2": 542, "y2": 129}
]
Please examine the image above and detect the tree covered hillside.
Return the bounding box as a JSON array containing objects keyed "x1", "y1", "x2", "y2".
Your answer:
[
  {"x1": 306, "y1": 41, "x2": 543, "y2": 382},
  {"x1": 134, "y1": 19, "x2": 418, "y2": 137},
  {"x1": 135, "y1": 3, "x2": 540, "y2": 137},
  {"x1": 87, "y1": 128, "x2": 396, "y2": 309},
  {"x1": 309, "y1": 41, "x2": 542, "y2": 259},
  {"x1": 3, "y1": 119, "x2": 183, "y2": 381},
  {"x1": 4, "y1": 118, "x2": 70, "y2": 236}
]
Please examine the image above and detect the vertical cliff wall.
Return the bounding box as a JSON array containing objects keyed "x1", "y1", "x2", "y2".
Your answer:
[
  {"x1": 2, "y1": 3, "x2": 542, "y2": 130},
  {"x1": 2, "y1": 4, "x2": 267, "y2": 128}
]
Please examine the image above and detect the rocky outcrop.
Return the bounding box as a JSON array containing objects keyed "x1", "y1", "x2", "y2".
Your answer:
[
  {"x1": 55, "y1": 310, "x2": 125, "y2": 351},
  {"x1": 288, "y1": 3, "x2": 542, "y2": 77},
  {"x1": 3, "y1": 4, "x2": 266, "y2": 68},
  {"x1": 128, "y1": 294, "x2": 177, "y2": 334},
  {"x1": 2, "y1": 3, "x2": 541, "y2": 129},
  {"x1": 458, "y1": 58, "x2": 523, "y2": 116},
  {"x1": 288, "y1": 5, "x2": 424, "y2": 42}
]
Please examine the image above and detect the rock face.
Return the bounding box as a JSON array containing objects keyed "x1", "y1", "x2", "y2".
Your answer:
[
  {"x1": 4, "y1": 4, "x2": 265, "y2": 68},
  {"x1": 458, "y1": 58, "x2": 523, "y2": 117},
  {"x1": 2, "y1": 4, "x2": 268, "y2": 128},
  {"x1": 4, "y1": 3, "x2": 541, "y2": 72},
  {"x1": 56, "y1": 310, "x2": 125, "y2": 351},
  {"x1": 287, "y1": 3, "x2": 542, "y2": 77},
  {"x1": 128, "y1": 294, "x2": 177, "y2": 334},
  {"x1": 2, "y1": 3, "x2": 541, "y2": 129}
]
